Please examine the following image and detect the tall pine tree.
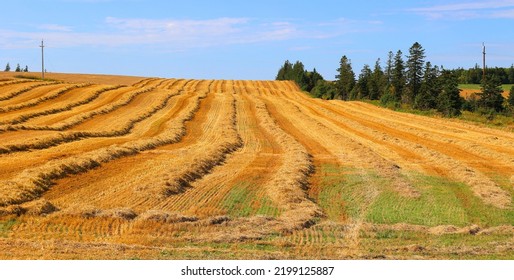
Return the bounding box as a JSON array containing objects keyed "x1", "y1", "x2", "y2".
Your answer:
[
  {"x1": 415, "y1": 62, "x2": 439, "y2": 110},
  {"x1": 335, "y1": 55, "x2": 355, "y2": 100},
  {"x1": 437, "y1": 70, "x2": 462, "y2": 117},
  {"x1": 508, "y1": 86, "x2": 514, "y2": 113},
  {"x1": 276, "y1": 60, "x2": 293, "y2": 80},
  {"x1": 355, "y1": 64, "x2": 372, "y2": 99},
  {"x1": 391, "y1": 50, "x2": 405, "y2": 102},
  {"x1": 405, "y1": 42, "x2": 426, "y2": 104},
  {"x1": 385, "y1": 51, "x2": 394, "y2": 86},
  {"x1": 478, "y1": 75, "x2": 505, "y2": 113},
  {"x1": 369, "y1": 58, "x2": 386, "y2": 100}
]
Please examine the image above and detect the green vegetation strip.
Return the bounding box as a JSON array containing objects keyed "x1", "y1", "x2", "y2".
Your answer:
[
  {"x1": 0, "y1": 219, "x2": 17, "y2": 238},
  {"x1": 316, "y1": 164, "x2": 514, "y2": 227},
  {"x1": 459, "y1": 84, "x2": 514, "y2": 91},
  {"x1": 221, "y1": 182, "x2": 281, "y2": 217}
]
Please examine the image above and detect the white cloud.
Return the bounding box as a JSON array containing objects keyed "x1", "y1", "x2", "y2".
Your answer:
[
  {"x1": 106, "y1": 17, "x2": 249, "y2": 35},
  {"x1": 38, "y1": 24, "x2": 73, "y2": 32},
  {"x1": 408, "y1": 0, "x2": 514, "y2": 19},
  {"x1": 0, "y1": 16, "x2": 382, "y2": 51}
]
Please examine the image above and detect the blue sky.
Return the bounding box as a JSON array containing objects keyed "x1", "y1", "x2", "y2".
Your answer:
[{"x1": 1, "y1": 0, "x2": 513, "y2": 80}]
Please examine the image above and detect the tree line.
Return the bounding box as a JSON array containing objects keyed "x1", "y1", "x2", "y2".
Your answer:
[
  {"x1": 276, "y1": 42, "x2": 514, "y2": 117},
  {"x1": 456, "y1": 65, "x2": 514, "y2": 84},
  {"x1": 4, "y1": 63, "x2": 29, "y2": 72}
]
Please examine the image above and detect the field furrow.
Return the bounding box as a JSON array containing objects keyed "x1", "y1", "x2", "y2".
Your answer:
[
  {"x1": 0, "y1": 81, "x2": 59, "y2": 102},
  {"x1": 246, "y1": 86, "x2": 322, "y2": 231},
  {"x1": 0, "y1": 82, "x2": 185, "y2": 154},
  {"x1": 282, "y1": 90, "x2": 511, "y2": 208},
  {"x1": 0, "y1": 83, "x2": 90, "y2": 114},
  {"x1": 20, "y1": 86, "x2": 145, "y2": 127},
  {"x1": 37, "y1": 80, "x2": 216, "y2": 210},
  {"x1": 0, "y1": 84, "x2": 124, "y2": 126},
  {"x1": 155, "y1": 81, "x2": 284, "y2": 218}
]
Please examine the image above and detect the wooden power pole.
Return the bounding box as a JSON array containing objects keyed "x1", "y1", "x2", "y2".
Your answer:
[
  {"x1": 482, "y1": 42, "x2": 486, "y2": 81},
  {"x1": 40, "y1": 40, "x2": 45, "y2": 79}
]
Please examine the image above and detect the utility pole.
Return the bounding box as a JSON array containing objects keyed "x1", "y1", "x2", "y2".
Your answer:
[
  {"x1": 482, "y1": 42, "x2": 486, "y2": 82},
  {"x1": 40, "y1": 40, "x2": 45, "y2": 79}
]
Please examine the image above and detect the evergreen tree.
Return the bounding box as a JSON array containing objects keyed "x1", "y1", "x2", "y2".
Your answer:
[
  {"x1": 276, "y1": 60, "x2": 324, "y2": 93},
  {"x1": 4, "y1": 63, "x2": 10, "y2": 72},
  {"x1": 385, "y1": 51, "x2": 394, "y2": 86},
  {"x1": 405, "y1": 42, "x2": 426, "y2": 104},
  {"x1": 415, "y1": 62, "x2": 439, "y2": 110},
  {"x1": 304, "y1": 68, "x2": 323, "y2": 93},
  {"x1": 369, "y1": 58, "x2": 386, "y2": 100},
  {"x1": 469, "y1": 64, "x2": 482, "y2": 84},
  {"x1": 478, "y1": 75, "x2": 505, "y2": 113},
  {"x1": 508, "y1": 64, "x2": 514, "y2": 84},
  {"x1": 437, "y1": 70, "x2": 462, "y2": 117},
  {"x1": 311, "y1": 80, "x2": 336, "y2": 100},
  {"x1": 335, "y1": 55, "x2": 355, "y2": 100},
  {"x1": 276, "y1": 60, "x2": 293, "y2": 80},
  {"x1": 390, "y1": 50, "x2": 405, "y2": 102},
  {"x1": 15, "y1": 63, "x2": 21, "y2": 72},
  {"x1": 24, "y1": 65, "x2": 29, "y2": 72},
  {"x1": 507, "y1": 86, "x2": 514, "y2": 111},
  {"x1": 292, "y1": 61, "x2": 306, "y2": 86},
  {"x1": 355, "y1": 64, "x2": 372, "y2": 99}
]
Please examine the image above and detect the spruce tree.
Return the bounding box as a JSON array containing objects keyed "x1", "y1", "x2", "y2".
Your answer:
[
  {"x1": 390, "y1": 50, "x2": 405, "y2": 102},
  {"x1": 355, "y1": 64, "x2": 372, "y2": 99},
  {"x1": 478, "y1": 75, "x2": 505, "y2": 113},
  {"x1": 508, "y1": 86, "x2": 514, "y2": 112},
  {"x1": 4, "y1": 63, "x2": 10, "y2": 72},
  {"x1": 437, "y1": 70, "x2": 462, "y2": 117},
  {"x1": 405, "y1": 42, "x2": 426, "y2": 104},
  {"x1": 292, "y1": 61, "x2": 305, "y2": 86},
  {"x1": 15, "y1": 64, "x2": 21, "y2": 72},
  {"x1": 385, "y1": 51, "x2": 394, "y2": 86},
  {"x1": 369, "y1": 58, "x2": 386, "y2": 100},
  {"x1": 508, "y1": 64, "x2": 514, "y2": 84},
  {"x1": 335, "y1": 55, "x2": 355, "y2": 100},
  {"x1": 304, "y1": 68, "x2": 323, "y2": 93},
  {"x1": 414, "y1": 62, "x2": 439, "y2": 110},
  {"x1": 276, "y1": 60, "x2": 293, "y2": 80}
]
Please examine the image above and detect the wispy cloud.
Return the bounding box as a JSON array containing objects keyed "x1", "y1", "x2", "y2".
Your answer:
[
  {"x1": 408, "y1": 0, "x2": 514, "y2": 20},
  {"x1": 38, "y1": 24, "x2": 73, "y2": 32},
  {"x1": 0, "y1": 16, "x2": 381, "y2": 51}
]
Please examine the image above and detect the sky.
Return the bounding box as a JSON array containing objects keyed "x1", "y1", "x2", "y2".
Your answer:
[{"x1": 1, "y1": 0, "x2": 514, "y2": 80}]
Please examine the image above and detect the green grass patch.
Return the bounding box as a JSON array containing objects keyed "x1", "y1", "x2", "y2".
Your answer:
[
  {"x1": 364, "y1": 100, "x2": 514, "y2": 131},
  {"x1": 316, "y1": 164, "x2": 389, "y2": 221},
  {"x1": 316, "y1": 164, "x2": 514, "y2": 227},
  {"x1": 459, "y1": 84, "x2": 513, "y2": 91},
  {"x1": 359, "y1": 228, "x2": 514, "y2": 259},
  {"x1": 458, "y1": 111, "x2": 514, "y2": 129},
  {"x1": 0, "y1": 219, "x2": 18, "y2": 238},
  {"x1": 221, "y1": 182, "x2": 281, "y2": 217},
  {"x1": 367, "y1": 173, "x2": 514, "y2": 227}
]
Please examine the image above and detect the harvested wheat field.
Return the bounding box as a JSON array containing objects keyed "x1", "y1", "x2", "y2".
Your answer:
[{"x1": 0, "y1": 73, "x2": 513, "y2": 260}]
